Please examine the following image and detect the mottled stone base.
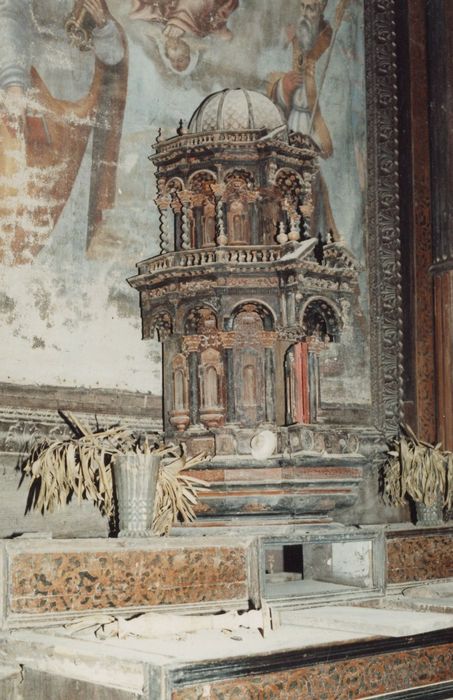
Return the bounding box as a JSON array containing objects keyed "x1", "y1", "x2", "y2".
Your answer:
[
  {"x1": 386, "y1": 527, "x2": 453, "y2": 584},
  {"x1": 2, "y1": 626, "x2": 453, "y2": 700},
  {"x1": 1, "y1": 537, "x2": 253, "y2": 627},
  {"x1": 171, "y1": 640, "x2": 453, "y2": 699}
]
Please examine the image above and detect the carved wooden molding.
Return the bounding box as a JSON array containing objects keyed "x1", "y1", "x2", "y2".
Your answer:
[
  {"x1": 0, "y1": 406, "x2": 162, "y2": 454},
  {"x1": 365, "y1": 0, "x2": 403, "y2": 438}
]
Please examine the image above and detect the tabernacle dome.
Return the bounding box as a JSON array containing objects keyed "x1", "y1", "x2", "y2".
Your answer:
[{"x1": 188, "y1": 88, "x2": 287, "y2": 135}]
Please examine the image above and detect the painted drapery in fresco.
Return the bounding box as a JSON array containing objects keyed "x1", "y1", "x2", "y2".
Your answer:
[
  {"x1": 0, "y1": 0, "x2": 127, "y2": 265},
  {"x1": 268, "y1": 0, "x2": 365, "y2": 256}
]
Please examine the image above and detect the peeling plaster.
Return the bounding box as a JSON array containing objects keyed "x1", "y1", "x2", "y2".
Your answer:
[{"x1": 0, "y1": 293, "x2": 16, "y2": 324}]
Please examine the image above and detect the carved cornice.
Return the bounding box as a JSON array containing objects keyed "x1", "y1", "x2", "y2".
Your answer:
[{"x1": 0, "y1": 407, "x2": 162, "y2": 454}]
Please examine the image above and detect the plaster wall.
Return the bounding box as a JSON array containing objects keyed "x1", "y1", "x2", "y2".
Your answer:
[{"x1": 0, "y1": 0, "x2": 368, "y2": 404}]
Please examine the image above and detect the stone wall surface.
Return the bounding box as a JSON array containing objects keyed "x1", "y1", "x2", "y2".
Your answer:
[
  {"x1": 0, "y1": 0, "x2": 367, "y2": 399},
  {"x1": 20, "y1": 670, "x2": 142, "y2": 700}
]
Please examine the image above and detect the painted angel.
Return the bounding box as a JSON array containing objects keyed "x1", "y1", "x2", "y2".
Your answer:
[{"x1": 129, "y1": 0, "x2": 239, "y2": 73}]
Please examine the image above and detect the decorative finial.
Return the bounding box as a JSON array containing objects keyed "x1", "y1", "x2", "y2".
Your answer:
[
  {"x1": 177, "y1": 119, "x2": 187, "y2": 136},
  {"x1": 288, "y1": 213, "x2": 301, "y2": 242},
  {"x1": 276, "y1": 221, "x2": 289, "y2": 245}
]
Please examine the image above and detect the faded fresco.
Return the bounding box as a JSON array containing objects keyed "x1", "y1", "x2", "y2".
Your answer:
[{"x1": 0, "y1": 0, "x2": 368, "y2": 407}]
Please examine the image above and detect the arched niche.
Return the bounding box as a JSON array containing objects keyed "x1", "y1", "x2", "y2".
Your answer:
[
  {"x1": 199, "y1": 348, "x2": 223, "y2": 409},
  {"x1": 188, "y1": 170, "x2": 217, "y2": 193},
  {"x1": 184, "y1": 306, "x2": 218, "y2": 336},
  {"x1": 275, "y1": 168, "x2": 306, "y2": 239},
  {"x1": 199, "y1": 347, "x2": 225, "y2": 428},
  {"x1": 229, "y1": 301, "x2": 275, "y2": 332},
  {"x1": 260, "y1": 188, "x2": 282, "y2": 245},
  {"x1": 224, "y1": 169, "x2": 255, "y2": 189},
  {"x1": 275, "y1": 168, "x2": 305, "y2": 202},
  {"x1": 233, "y1": 348, "x2": 266, "y2": 427},
  {"x1": 149, "y1": 311, "x2": 173, "y2": 342},
  {"x1": 174, "y1": 371, "x2": 187, "y2": 412},
  {"x1": 295, "y1": 298, "x2": 342, "y2": 424},
  {"x1": 284, "y1": 343, "x2": 310, "y2": 426},
  {"x1": 164, "y1": 177, "x2": 185, "y2": 195},
  {"x1": 224, "y1": 170, "x2": 254, "y2": 246},
  {"x1": 229, "y1": 303, "x2": 273, "y2": 427},
  {"x1": 301, "y1": 298, "x2": 342, "y2": 343},
  {"x1": 165, "y1": 178, "x2": 184, "y2": 251},
  {"x1": 169, "y1": 353, "x2": 190, "y2": 432},
  {"x1": 188, "y1": 171, "x2": 217, "y2": 248}
]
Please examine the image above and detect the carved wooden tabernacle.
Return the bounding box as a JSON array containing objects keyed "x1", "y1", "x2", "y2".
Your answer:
[{"x1": 129, "y1": 82, "x2": 401, "y2": 521}]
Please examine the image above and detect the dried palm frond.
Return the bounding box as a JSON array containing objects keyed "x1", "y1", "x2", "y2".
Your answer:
[
  {"x1": 22, "y1": 412, "x2": 145, "y2": 516},
  {"x1": 153, "y1": 450, "x2": 210, "y2": 535},
  {"x1": 383, "y1": 424, "x2": 453, "y2": 507},
  {"x1": 22, "y1": 412, "x2": 210, "y2": 533}
]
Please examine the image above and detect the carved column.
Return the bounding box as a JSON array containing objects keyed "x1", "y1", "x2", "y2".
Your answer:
[
  {"x1": 212, "y1": 184, "x2": 227, "y2": 246},
  {"x1": 192, "y1": 194, "x2": 204, "y2": 249},
  {"x1": 427, "y1": 0, "x2": 453, "y2": 449},
  {"x1": 156, "y1": 195, "x2": 172, "y2": 254},
  {"x1": 172, "y1": 201, "x2": 182, "y2": 251},
  {"x1": 179, "y1": 192, "x2": 192, "y2": 250}
]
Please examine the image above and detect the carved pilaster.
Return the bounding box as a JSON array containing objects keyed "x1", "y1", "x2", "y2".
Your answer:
[
  {"x1": 188, "y1": 352, "x2": 200, "y2": 426},
  {"x1": 427, "y1": 2, "x2": 453, "y2": 272},
  {"x1": 427, "y1": 0, "x2": 453, "y2": 448},
  {"x1": 264, "y1": 348, "x2": 276, "y2": 423},
  {"x1": 396, "y1": 0, "x2": 436, "y2": 440},
  {"x1": 365, "y1": 0, "x2": 404, "y2": 436},
  {"x1": 223, "y1": 349, "x2": 235, "y2": 424}
]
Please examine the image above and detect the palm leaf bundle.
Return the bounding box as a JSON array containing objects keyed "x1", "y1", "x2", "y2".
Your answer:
[
  {"x1": 22, "y1": 412, "x2": 210, "y2": 534},
  {"x1": 383, "y1": 424, "x2": 453, "y2": 508}
]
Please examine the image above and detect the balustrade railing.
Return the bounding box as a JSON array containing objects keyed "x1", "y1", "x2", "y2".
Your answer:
[
  {"x1": 154, "y1": 128, "x2": 268, "y2": 157},
  {"x1": 140, "y1": 245, "x2": 283, "y2": 274}
]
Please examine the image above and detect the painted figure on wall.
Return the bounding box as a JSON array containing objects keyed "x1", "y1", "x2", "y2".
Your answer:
[
  {"x1": 269, "y1": 0, "x2": 353, "y2": 243},
  {"x1": 129, "y1": 0, "x2": 239, "y2": 73},
  {"x1": 0, "y1": 0, "x2": 127, "y2": 265}
]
